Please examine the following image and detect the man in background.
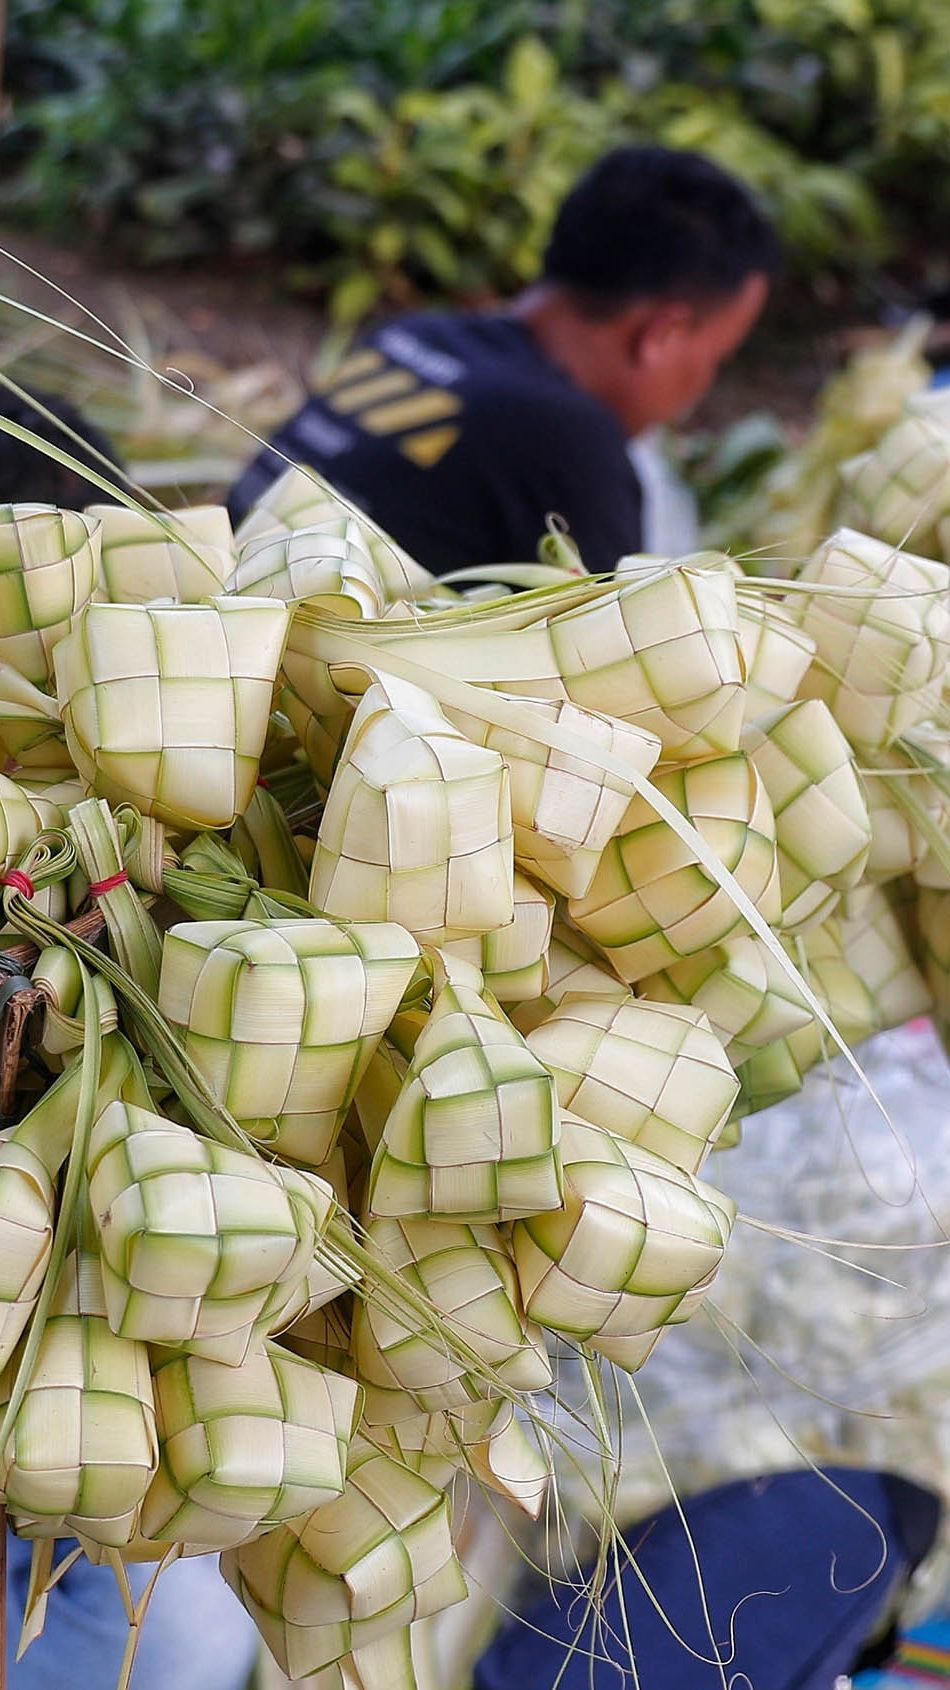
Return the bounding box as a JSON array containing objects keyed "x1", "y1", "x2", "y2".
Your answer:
[{"x1": 229, "y1": 145, "x2": 779, "y2": 572}]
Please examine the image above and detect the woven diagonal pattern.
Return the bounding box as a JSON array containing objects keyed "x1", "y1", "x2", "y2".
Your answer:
[
  {"x1": 227, "y1": 520, "x2": 385, "y2": 618},
  {"x1": 512, "y1": 1117, "x2": 735, "y2": 1373},
  {"x1": 445, "y1": 694, "x2": 661, "y2": 899},
  {"x1": 547, "y1": 565, "x2": 746, "y2": 760},
  {"x1": 838, "y1": 407, "x2": 950, "y2": 554},
  {"x1": 142, "y1": 1343, "x2": 361, "y2": 1548},
  {"x1": 0, "y1": 504, "x2": 100, "y2": 686},
  {"x1": 220, "y1": 1440, "x2": 466, "y2": 1679},
  {"x1": 159, "y1": 917, "x2": 419, "y2": 1168},
  {"x1": 638, "y1": 934, "x2": 813, "y2": 1067},
  {"x1": 795, "y1": 528, "x2": 950, "y2": 750},
  {"x1": 310, "y1": 677, "x2": 514, "y2": 943},
  {"x1": 234, "y1": 460, "x2": 433, "y2": 597},
  {"x1": 526, "y1": 994, "x2": 738, "y2": 1174},
  {"x1": 736, "y1": 599, "x2": 816, "y2": 721},
  {"x1": 365, "y1": 1399, "x2": 549, "y2": 1518},
  {"x1": 444, "y1": 871, "x2": 555, "y2": 1003},
  {"x1": 838, "y1": 884, "x2": 934, "y2": 1030},
  {"x1": 569, "y1": 752, "x2": 780, "y2": 983},
  {"x1": 54, "y1": 596, "x2": 290, "y2": 829},
  {"x1": 0, "y1": 1141, "x2": 55, "y2": 1371},
  {"x1": 2, "y1": 1251, "x2": 157, "y2": 1546},
  {"x1": 919, "y1": 887, "x2": 950, "y2": 1049},
  {"x1": 509, "y1": 921, "x2": 629, "y2": 1036},
  {"x1": 351, "y1": 1215, "x2": 552, "y2": 1421},
  {"x1": 89, "y1": 504, "x2": 234, "y2": 604},
  {"x1": 367, "y1": 977, "x2": 562, "y2": 1223},
  {"x1": 743, "y1": 698, "x2": 871, "y2": 931},
  {"x1": 87, "y1": 1100, "x2": 334, "y2": 1362}
]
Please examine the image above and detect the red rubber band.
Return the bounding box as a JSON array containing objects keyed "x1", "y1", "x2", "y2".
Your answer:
[
  {"x1": 0, "y1": 870, "x2": 35, "y2": 898},
  {"x1": 88, "y1": 869, "x2": 129, "y2": 896},
  {"x1": 256, "y1": 777, "x2": 271, "y2": 790}
]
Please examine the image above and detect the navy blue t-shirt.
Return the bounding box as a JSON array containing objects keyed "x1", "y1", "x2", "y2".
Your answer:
[{"x1": 228, "y1": 312, "x2": 643, "y2": 575}]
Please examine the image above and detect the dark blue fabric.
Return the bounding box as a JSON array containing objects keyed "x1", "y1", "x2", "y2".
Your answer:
[{"x1": 475, "y1": 1468, "x2": 939, "y2": 1690}]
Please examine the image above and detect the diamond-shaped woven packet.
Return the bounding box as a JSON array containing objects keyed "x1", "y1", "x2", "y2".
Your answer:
[
  {"x1": 367, "y1": 970, "x2": 562, "y2": 1223},
  {"x1": 569, "y1": 752, "x2": 780, "y2": 983},
  {"x1": 443, "y1": 871, "x2": 555, "y2": 1002},
  {"x1": 365, "y1": 1397, "x2": 550, "y2": 1518},
  {"x1": 793, "y1": 528, "x2": 950, "y2": 750},
  {"x1": 220, "y1": 1438, "x2": 467, "y2": 1679},
  {"x1": 0, "y1": 504, "x2": 100, "y2": 686},
  {"x1": 546, "y1": 563, "x2": 746, "y2": 760},
  {"x1": 837, "y1": 402, "x2": 950, "y2": 556},
  {"x1": 732, "y1": 914, "x2": 898, "y2": 1116},
  {"x1": 742, "y1": 698, "x2": 871, "y2": 931},
  {"x1": 737, "y1": 598, "x2": 816, "y2": 721},
  {"x1": 1, "y1": 1250, "x2": 157, "y2": 1546},
  {"x1": 310, "y1": 676, "x2": 514, "y2": 944},
  {"x1": 508, "y1": 921, "x2": 629, "y2": 1036},
  {"x1": 837, "y1": 884, "x2": 934, "y2": 1031},
  {"x1": 54, "y1": 595, "x2": 291, "y2": 828},
  {"x1": 512, "y1": 1116, "x2": 735, "y2": 1374},
  {"x1": 87, "y1": 1099, "x2": 335, "y2": 1364},
  {"x1": 233, "y1": 460, "x2": 434, "y2": 597},
  {"x1": 525, "y1": 993, "x2": 737, "y2": 1174},
  {"x1": 141, "y1": 1341, "x2": 361, "y2": 1549},
  {"x1": 159, "y1": 917, "x2": 419, "y2": 1168},
  {"x1": 444, "y1": 694, "x2": 661, "y2": 899},
  {"x1": 227, "y1": 520, "x2": 386, "y2": 619},
  {"x1": 351, "y1": 1215, "x2": 552, "y2": 1422},
  {"x1": 638, "y1": 934, "x2": 813, "y2": 1067},
  {"x1": 87, "y1": 504, "x2": 234, "y2": 603}
]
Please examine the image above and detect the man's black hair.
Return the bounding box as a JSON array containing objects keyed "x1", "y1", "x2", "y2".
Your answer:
[
  {"x1": 542, "y1": 145, "x2": 780, "y2": 316},
  {"x1": 0, "y1": 388, "x2": 120, "y2": 508}
]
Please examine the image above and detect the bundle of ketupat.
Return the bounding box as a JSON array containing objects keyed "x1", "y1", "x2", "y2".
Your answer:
[{"x1": 0, "y1": 437, "x2": 943, "y2": 1690}]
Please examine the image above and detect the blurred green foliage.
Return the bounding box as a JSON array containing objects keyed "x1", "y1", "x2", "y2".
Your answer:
[{"x1": 3, "y1": 0, "x2": 950, "y2": 316}]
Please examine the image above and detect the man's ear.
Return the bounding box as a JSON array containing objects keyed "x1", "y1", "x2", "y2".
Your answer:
[{"x1": 627, "y1": 302, "x2": 694, "y2": 367}]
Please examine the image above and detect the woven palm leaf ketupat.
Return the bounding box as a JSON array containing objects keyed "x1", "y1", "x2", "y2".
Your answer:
[
  {"x1": 86, "y1": 504, "x2": 235, "y2": 604},
  {"x1": 443, "y1": 870, "x2": 555, "y2": 1002},
  {"x1": 366, "y1": 967, "x2": 562, "y2": 1223},
  {"x1": 508, "y1": 920, "x2": 629, "y2": 1035},
  {"x1": 735, "y1": 597, "x2": 817, "y2": 721},
  {"x1": 87, "y1": 1099, "x2": 336, "y2": 1364},
  {"x1": 365, "y1": 1398, "x2": 549, "y2": 1518},
  {"x1": 569, "y1": 752, "x2": 780, "y2": 983},
  {"x1": 53, "y1": 595, "x2": 291, "y2": 829},
  {"x1": 837, "y1": 399, "x2": 950, "y2": 557},
  {"x1": 525, "y1": 994, "x2": 738, "y2": 1174},
  {"x1": 309, "y1": 677, "x2": 514, "y2": 943},
  {"x1": 792, "y1": 528, "x2": 950, "y2": 750},
  {"x1": 511, "y1": 1116, "x2": 735, "y2": 1372},
  {"x1": 141, "y1": 1343, "x2": 361, "y2": 1549},
  {"x1": 443, "y1": 695, "x2": 662, "y2": 899},
  {"x1": 1, "y1": 1251, "x2": 158, "y2": 1547},
  {"x1": 233, "y1": 460, "x2": 435, "y2": 596},
  {"x1": 638, "y1": 934, "x2": 813, "y2": 1066},
  {"x1": 351, "y1": 1215, "x2": 552, "y2": 1422},
  {"x1": 158, "y1": 918, "x2": 420, "y2": 1167},
  {"x1": 227, "y1": 521, "x2": 386, "y2": 619},
  {"x1": 742, "y1": 698, "x2": 872, "y2": 930},
  {"x1": 0, "y1": 504, "x2": 100, "y2": 687},
  {"x1": 220, "y1": 1439, "x2": 466, "y2": 1679},
  {"x1": 837, "y1": 883, "x2": 934, "y2": 1030}
]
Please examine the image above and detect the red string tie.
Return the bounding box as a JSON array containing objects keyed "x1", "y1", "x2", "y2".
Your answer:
[
  {"x1": 0, "y1": 870, "x2": 35, "y2": 899},
  {"x1": 257, "y1": 777, "x2": 271, "y2": 790},
  {"x1": 89, "y1": 870, "x2": 129, "y2": 896}
]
